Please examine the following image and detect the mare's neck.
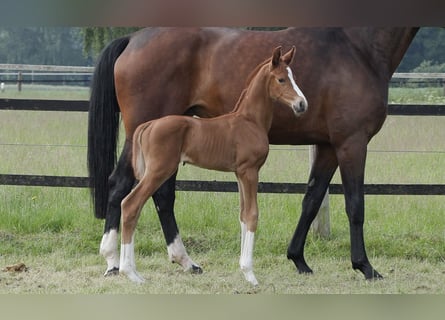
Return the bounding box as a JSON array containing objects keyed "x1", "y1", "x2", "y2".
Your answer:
[
  {"x1": 343, "y1": 27, "x2": 418, "y2": 80},
  {"x1": 236, "y1": 66, "x2": 274, "y2": 131}
]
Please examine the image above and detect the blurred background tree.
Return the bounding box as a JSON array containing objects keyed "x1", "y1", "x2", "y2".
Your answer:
[
  {"x1": 0, "y1": 27, "x2": 444, "y2": 72},
  {"x1": 81, "y1": 27, "x2": 141, "y2": 58}
]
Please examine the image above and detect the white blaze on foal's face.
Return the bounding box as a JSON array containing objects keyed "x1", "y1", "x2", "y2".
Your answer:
[{"x1": 286, "y1": 66, "x2": 308, "y2": 113}]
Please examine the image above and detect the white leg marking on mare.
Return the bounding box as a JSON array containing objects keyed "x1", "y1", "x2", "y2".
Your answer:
[
  {"x1": 167, "y1": 235, "x2": 200, "y2": 271},
  {"x1": 239, "y1": 223, "x2": 258, "y2": 286},
  {"x1": 99, "y1": 229, "x2": 119, "y2": 274},
  {"x1": 119, "y1": 237, "x2": 145, "y2": 283},
  {"x1": 287, "y1": 66, "x2": 308, "y2": 107}
]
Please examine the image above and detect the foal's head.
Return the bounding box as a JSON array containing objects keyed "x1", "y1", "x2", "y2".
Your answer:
[{"x1": 268, "y1": 46, "x2": 308, "y2": 116}]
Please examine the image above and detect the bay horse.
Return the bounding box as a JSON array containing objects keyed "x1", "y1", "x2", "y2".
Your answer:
[
  {"x1": 119, "y1": 46, "x2": 307, "y2": 284},
  {"x1": 88, "y1": 27, "x2": 419, "y2": 281}
]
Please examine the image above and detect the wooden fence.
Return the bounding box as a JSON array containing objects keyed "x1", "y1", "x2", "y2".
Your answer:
[{"x1": 1, "y1": 98, "x2": 445, "y2": 196}]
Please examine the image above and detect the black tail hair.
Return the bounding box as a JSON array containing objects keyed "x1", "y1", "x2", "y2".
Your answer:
[{"x1": 87, "y1": 36, "x2": 130, "y2": 219}]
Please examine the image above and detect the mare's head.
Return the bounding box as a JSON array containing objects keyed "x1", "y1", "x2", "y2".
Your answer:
[{"x1": 267, "y1": 46, "x2": 308, "y2": 116}]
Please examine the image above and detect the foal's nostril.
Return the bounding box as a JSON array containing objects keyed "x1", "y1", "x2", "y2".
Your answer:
[
  {"x1": 299, "y1": 101, "x2": 305, "y2": 112},
  {"x1": 295, "y1": 100, "x2": 307, "y2": 113}
]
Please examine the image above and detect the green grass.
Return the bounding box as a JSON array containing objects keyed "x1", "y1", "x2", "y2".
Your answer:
[
  {"x1": 0, "y1": 85, "x2": 444, "y2": 293},
  {"x1": 389, "y1": 87, "x2": 445, "y2": 105},
  {"x1": 0, "y1": 84, "x2": 89, "y2": 100}
]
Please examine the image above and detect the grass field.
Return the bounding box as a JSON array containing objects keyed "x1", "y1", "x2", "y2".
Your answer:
[{"x1": 0, "y1": 84, "x2": 444, "y2": 293}]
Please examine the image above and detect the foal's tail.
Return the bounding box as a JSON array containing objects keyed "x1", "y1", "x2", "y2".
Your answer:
[
  {"x1": 132, "y1": 122, "x2": 153, "y2": 180},
  {"x1": 88, "y1": 36, "x2": 130, "y2": 219}
]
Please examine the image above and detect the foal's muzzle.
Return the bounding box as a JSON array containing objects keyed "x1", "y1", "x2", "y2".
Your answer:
[{"x1": 292, "y1": 97, "x2": 308, "y2": 116}]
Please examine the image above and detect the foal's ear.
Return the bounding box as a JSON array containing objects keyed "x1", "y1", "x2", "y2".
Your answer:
[
  {"x1": 282, "y1": 46, "x2": 296, "y2": 65},
  {"x1": 271, "y1": 46, "x2": 282, "y2": 68}
]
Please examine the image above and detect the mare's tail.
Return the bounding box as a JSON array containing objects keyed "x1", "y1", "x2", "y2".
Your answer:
[{"x1": 88, "y1": 36, "x2": 130, "y2": 219}]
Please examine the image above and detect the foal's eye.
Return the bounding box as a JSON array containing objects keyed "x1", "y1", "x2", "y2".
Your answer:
[{"x1": 278, "y1": 78, "x2": 285, "y2": 83}]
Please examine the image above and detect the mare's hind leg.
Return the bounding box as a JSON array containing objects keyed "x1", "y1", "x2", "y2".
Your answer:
[
  {"x1": 287, "y1": 144, "x2": 338, "y2": 274},
  {"x1": 336, "y1": 136, "x2": 382, "y2": 280},
  {"x1": 100, "y1": 142, "x2": 135, "y2": 276},
  {"x1": 152, "y1": 172, "x2": 202, "y2": 273}
]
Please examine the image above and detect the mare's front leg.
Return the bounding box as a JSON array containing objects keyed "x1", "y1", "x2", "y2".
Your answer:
[
  {"x1": 152, "y1": 172, "x2": 202, "y2": 273},
  {"x1": 287, "y1": 144, "x2": 338, "y2": 274},
  {"x1": 336, "y1": 136, "x2": 382, "y2": 280},
  {"x1": 100, "y1": 142, "x2": 135, "y2": 276},
  {"x1": 237, "y1": 169, "x2": 260, "y2": 286}
]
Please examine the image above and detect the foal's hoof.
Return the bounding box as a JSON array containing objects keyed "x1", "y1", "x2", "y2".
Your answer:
[
  {"x1": 120, "y1": 267, "x2": 146, "y2": 284},
  {"x1": 242, "y1": 270, "x2": 259, "y2": 286},
  {"x1": 190, "y1": 264, "x2": 203, "y2": 274},
  {"x1": 104, "y1": 267, "x2": 119, "y2": 277}
]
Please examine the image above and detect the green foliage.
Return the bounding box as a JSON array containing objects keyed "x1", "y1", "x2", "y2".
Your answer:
[
  {"x1": 412, "y1": 60, "x2": 445, "y2": 73},
  {"x1": 80, "y1": 27, "x2": 141, "y2": 57},
  {"x1": 398, "y1": 27, "x2": 445, "y2": 72},
  {"x1": 389, "y1": 87, "x2": 445, "y2": 104},
  {"x1": 0, "y1": 27, "x2": 90, "y2": 66},
  {"x1": 0, "y1": 26, "x2": 444, "y2": 73}
]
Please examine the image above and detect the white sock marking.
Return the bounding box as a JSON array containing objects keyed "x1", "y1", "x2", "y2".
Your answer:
[
  {"x1": 100, "y1": 229, "x2": 119, "y2": 272},
  {"x1": 120, "y1": 237, "x2": 145, "y2": 283},
  {"x1": 239, "y1": 226, "x2": 258, "y2": 286},
  {"x1": 167, "y1": 235, "x2": 200, "y2": 271}
]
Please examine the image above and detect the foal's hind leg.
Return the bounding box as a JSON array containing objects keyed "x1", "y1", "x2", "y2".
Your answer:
[
  {"x1": 100, "y1": 142, "x2": 135, "y2": 276},
  {"x1": 120, "y1": 173, "x2": 164, "y2": 283}
]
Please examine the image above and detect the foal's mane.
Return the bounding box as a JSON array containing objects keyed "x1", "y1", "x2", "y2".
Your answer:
[{"x1": 230, "y1": 57, "x2": 272, "y2": 113}]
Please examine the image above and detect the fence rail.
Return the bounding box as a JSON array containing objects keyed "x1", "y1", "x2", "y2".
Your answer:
[
  {"x1": 1, "y1": 97, "x2": 444, "y2": 195},
  {"x1": 0, "y1": 173, "x2": 444, "y2": 195},
  {"x1": 0, "y1": 64, "x2": 94, "y2": 72},
  {"x1": 2, "y1": 99, "x2": 445, "y2": 115}
]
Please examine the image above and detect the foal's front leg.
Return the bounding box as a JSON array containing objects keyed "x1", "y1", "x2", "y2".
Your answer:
[{"x1": 237, "y1": 169, "x2": 259, "y2": 286}]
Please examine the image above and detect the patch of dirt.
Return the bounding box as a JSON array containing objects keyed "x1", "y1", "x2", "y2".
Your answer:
[{"x1": 2, "y1": 263, "x2": 28, "y2": 272}]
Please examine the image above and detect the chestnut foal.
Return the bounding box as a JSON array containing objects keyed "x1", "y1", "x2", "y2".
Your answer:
[{"x1": 119, "y1": 46, "x2": 307, "y2": 285}]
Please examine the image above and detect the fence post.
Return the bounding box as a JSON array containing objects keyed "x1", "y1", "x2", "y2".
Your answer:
[
  {"x1": 309, "y1": 145, "x2": 331, "y2": 238},
  {"x1": 17, "y1": 71, "x2": 22, "y2": 92}
]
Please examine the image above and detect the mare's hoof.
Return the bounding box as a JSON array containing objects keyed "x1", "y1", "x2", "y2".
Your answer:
[
  {"x1": 287, "y1": 252, "x2": 313, "y2": 275},
  {"x1": 298, "y1": 268, "x2": 313, "y2": 275},
  {"x1": 104, "y1": 267, "x2": 119, "y2": 277},
  {"x1": 365, "y1": 269, "x2": 384, "y2": 280},
  {"x1": 353, "y1": 262, "x2": 384, "y2": 280},
  {"x1": 191, "y1": 265, "x2": 203, "y2": 274}
]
